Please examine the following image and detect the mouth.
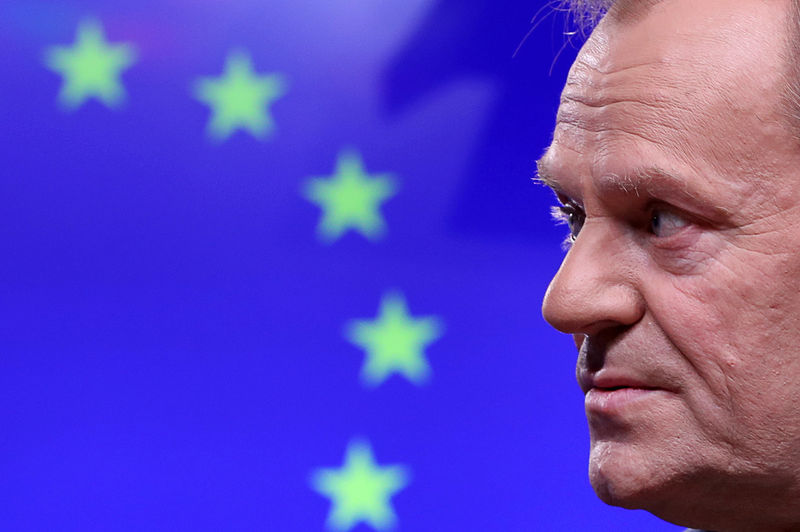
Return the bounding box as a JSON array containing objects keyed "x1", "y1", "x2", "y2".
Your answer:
[
  {"x1": 585, "y1": 385, "x2": 664, "y2": 414},
  {"x1": 594, "y1": 384, "x2": 658, "y2": 392},
  {"x1": 578, "y1": 369, "x2": 668, "y2": 415},
  {"x1": 578, "y1": 369, "x2": 658, "y2": 393}
]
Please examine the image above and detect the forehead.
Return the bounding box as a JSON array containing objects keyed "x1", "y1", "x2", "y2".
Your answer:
[{"x1": 541, "y1": 0, "x2": 795, "y2": 205}]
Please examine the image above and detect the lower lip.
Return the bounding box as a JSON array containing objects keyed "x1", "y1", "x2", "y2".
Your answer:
[{"x1": 585, "y1": 387, "x2": 662, "y2": 414}]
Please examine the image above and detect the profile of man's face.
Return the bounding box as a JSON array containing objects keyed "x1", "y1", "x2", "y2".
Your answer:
[{"x1": 540, "y1": 0, "x2": 800, "y2": 529}]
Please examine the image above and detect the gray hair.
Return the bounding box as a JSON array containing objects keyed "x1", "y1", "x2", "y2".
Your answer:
[{"x1": 563, "y1": 0, "x2": 613, "y2": 28}]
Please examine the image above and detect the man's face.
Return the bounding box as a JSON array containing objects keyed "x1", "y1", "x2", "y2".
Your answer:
[{"x1": 540, "y1": 0, "x2": 800, "y2": 528}]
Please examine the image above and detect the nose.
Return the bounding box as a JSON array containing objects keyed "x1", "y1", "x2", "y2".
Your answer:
[{"x1": 542, "y1": 221, "x2": 645, "y2": 336}]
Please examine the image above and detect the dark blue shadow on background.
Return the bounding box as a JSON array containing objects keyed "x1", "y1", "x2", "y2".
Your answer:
[{"x1": 0, "y1": 0, "x2": 683, "y2": 530}]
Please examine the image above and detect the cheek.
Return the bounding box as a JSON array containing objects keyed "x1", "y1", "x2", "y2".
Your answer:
[
  {"x1": 648, "y1": 273, "x2": 738, "y2": 386},
  {"x1": 699, "y1": 248, "x2": 800, "y2": 364},
  {"x1": 645, "y1": 254, "x2": 800, "y2": 446},
  {"x1": 649, "y1": 237, "x2": 800, "y2": 376}
]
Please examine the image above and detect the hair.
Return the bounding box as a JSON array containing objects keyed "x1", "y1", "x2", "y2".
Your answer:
[
  {"x1": 562, "y1": 0, "x2": 614, "y2": 28},
  {"x1": 562, "y1": 0, "x2": 800, "y2": 138}
]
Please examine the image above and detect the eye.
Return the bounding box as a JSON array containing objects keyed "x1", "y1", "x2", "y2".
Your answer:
[
  {"x1": 650, "y1": 208, "x2": 688, "y2": 238},
  {"x1": 552, "y1": 203, "x2": 586, "y2": 242}
]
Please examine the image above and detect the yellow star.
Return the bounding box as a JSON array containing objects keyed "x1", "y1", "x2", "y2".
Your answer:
[
  {"x1": 193, "y1": 50, "x2": 287, "y2": 141},
  {"x1": 44, "y1": 18, "x2": 137, "y2": 110},
  {"x1": 311, "y1": 439, "x2": 410, "y2": 531},
  {"x1": 345, "y1": 292, "x2": 443, "y2": 387},
  {"x1": 302, "y1": 151, "x2": 397, "y2": 243}
]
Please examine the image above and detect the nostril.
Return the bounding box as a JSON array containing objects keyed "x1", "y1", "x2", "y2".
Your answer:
[{"x1": 580, "y1": 328, "x2": 628, "y2": 372}]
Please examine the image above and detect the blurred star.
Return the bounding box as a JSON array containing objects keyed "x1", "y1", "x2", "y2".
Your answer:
[
  {"x1": 345, "y1": 292, "x2": 443, "y2": 387},
  {"x1": 44, "y1": 18, "x2": 137, "y2": 110},
  {"x1": 310, "y1": 439, "x2": 410, "y2": 531},
  {"x1": 303, "y1": 151, "x2": 397, "y2": 243},
  {"x1": 193, "y1": 50, "x2": 287, "y2": 141}
]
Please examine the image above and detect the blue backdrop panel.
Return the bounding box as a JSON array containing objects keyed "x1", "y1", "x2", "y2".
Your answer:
[{"x1": 0, "y1": 1, "x2": 682, "y2": 530}]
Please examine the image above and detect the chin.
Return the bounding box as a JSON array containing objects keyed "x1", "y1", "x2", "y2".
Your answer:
[{"x1": 587, "y1": 439, "x2": 678, "y2": 511}]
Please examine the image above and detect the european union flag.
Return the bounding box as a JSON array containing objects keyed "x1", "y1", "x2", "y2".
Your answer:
[{"x1": 0, "y1": 1, "x2": 682, "y2": 530}]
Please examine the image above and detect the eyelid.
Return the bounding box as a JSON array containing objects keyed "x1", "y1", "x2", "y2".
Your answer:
[
  {"x1": 550, "y1": 200, "x2": 586, "y2": 250},
  {"x1": 550, "y1": 198, "x2": 586, "y2": 227},
  {"x1": 551, "y1": 205, "x2": 570, "y2": 225},
  {"x1": 651, "y1": 208, "x2": 688, "y2": 235},
  {"x1": 556, "y1": 192, "x2": 581, "y2": 207},
  {"x1": 644, "y1": 197, "x2": 719, "y2": 230},
  {"x1": 644, "y1": 203, "x2": 710, "y2": 252}
]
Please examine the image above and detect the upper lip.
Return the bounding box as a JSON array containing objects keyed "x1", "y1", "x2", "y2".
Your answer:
[{"x1": 578, "y1": 370, "x2": 660, "y2": 395}]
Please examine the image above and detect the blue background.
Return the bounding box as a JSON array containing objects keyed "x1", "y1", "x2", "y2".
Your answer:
[{"x1": 1, "y1": 0, "x2": 682, "y2": 530}]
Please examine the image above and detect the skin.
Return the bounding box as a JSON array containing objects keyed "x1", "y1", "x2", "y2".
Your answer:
[{"x1": 539, "y1": 0, "x2": 800, "y2": 530}]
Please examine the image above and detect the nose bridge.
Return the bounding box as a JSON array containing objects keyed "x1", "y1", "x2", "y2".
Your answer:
[{"x1": 542, "y1": 220, "x2": 644, "y2": 335}]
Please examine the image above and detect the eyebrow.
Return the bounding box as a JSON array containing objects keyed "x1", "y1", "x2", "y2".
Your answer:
[
  {"x1": 534, "y1": 158, "x2": 561, "y2": 192},
  {"x1": 534, "y1": 159, "x2": 732, "y2": 221},
  {"x1": 601, "y1": 167, "x2": 687, "y2": 198}
]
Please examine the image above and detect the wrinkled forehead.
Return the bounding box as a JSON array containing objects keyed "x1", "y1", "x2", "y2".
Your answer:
[
  {"x1": 541, "y1": 0, "x2": 800, "y2": 208},
  {"x1": 566, "y1": 0, "x2": 790, "y2": 105}
]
